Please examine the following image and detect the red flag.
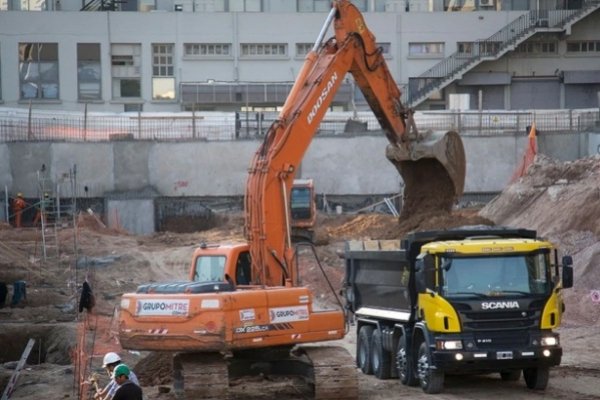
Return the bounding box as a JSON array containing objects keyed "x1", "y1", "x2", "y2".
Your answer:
[{"x1": 510, "y1": 122, "x2": 537, "y2": 183}]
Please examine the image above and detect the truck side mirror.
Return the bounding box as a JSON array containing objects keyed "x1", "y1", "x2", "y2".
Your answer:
[
  {"x1": 415, "y1": 254, "x2": 434, "y2": 294},
  {"x1": 562, "y1": 256, "x2": 573, "y2": 289}
]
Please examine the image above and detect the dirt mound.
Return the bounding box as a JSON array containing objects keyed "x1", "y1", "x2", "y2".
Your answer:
[
  {"x1": 324, "y1": 207, "x2": 493, "y2": 241},
  {"x1": 480, "y1": 154, "x2": 600, "y2": 237}
]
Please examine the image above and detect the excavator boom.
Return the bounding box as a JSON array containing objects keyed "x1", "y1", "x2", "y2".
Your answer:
[{"x1": 245, "y1": 0, "x2": 466, "y2": 287}]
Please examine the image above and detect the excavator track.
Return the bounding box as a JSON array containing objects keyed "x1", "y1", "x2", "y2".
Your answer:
[
  {"x1": 173, "y1": 352, "x2": 229, "y2": 400},
  {"x1": 302, "y1": 345, "x2": 359, "y2": 400},
  {"x1": 172, "y1": 346, "x2": 357, "y2": 400}
]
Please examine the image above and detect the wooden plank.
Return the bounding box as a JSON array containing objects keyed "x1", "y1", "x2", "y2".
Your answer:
[{"x1": 1, "y1": 338, "x2": 36, "y2": 400}]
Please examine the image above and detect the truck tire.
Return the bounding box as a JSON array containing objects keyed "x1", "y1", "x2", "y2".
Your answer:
[
  {"x1": 523, "y1": 367, "x2": 549, "y2": 390},
  {"x1": 417, "y1": 341, "x2": 444, "y2": 394},
  {"x1": 357, "y1": 325, "x2": 375, "y2": 375},
  {"x1": 371, "y1": 329, "x2": 391, "y2": 379},
  {"x1": 500, "y1": 369, "x2": 521, "y2": 381},
  {"x1": 396, "y1": 335, "x2": 418, "y2": 386}
]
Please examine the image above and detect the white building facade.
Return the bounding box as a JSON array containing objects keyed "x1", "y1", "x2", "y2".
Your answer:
[{"x1": 0, "y1": 0, "x2": 599, "y2": 113}]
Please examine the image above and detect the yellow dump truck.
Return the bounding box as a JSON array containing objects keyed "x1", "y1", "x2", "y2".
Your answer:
[{"x1": 343, "y1": 227, "x2": 573, "y2": 394}]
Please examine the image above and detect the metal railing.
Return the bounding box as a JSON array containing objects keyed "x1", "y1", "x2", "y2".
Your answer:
[
  {"x1": 0, "y1": 108, "x2": 597, "y2": 143},
  {"x1": 405, "y1": 0, "x2": 600, "y2": 106}
]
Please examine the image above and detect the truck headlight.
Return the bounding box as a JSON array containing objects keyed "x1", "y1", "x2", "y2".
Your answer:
[
  {"x1": 120, "y1": 298, "x2": 130, "y2": 310},
  {"x1": 436, "y1": 340, "x2": 463, "y2": 350},
  {"x1": 541, "y1": 336, "x2": 558, "y2": 346}
]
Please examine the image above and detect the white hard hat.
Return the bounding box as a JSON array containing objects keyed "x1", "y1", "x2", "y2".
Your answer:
[{"x1": 102, "y1": 352, "x2": 121, "y2": 367}]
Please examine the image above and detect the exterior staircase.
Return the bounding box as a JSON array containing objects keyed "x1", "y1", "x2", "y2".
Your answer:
[
  {"x1": 405, "y1": 0, "x2": 600, "y2": 108},
  {"x1": 80, "y1": 0, "x2": 127, "y2": 11}
]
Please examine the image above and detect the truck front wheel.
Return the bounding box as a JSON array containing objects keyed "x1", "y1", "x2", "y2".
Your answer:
[
  {"x1": 357, "y1": 326, "x2": 375, "y2": 375},
  {"x1": 523, "y1": 367, "x2": 549, "y2": 390},
  {"x1": 371, "y1": 329, "x2": 391, "y2": 379},
  {"x1": 396, "y1": 335, "x2": 418, "y2": 386},
  {"x1": 417, "y1": 342, "x2": 444, "y2": 394}
]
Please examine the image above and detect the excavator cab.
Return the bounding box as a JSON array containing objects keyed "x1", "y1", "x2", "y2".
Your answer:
[{"x1": 290, "y1": 179, "x2": 317, "y2": 242}]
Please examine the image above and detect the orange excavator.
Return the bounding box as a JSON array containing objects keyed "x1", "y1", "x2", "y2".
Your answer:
[{"x1": 118, "y1": 1, "x2": 466, "y2": 399}]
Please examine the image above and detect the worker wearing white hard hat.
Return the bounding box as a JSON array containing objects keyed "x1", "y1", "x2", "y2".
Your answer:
[{"x1": 94, "y1": 352, "x2": 139, "y2": 400}]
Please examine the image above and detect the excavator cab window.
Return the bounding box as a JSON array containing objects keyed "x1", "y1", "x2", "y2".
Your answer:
[
  {"x1": 236, "y1": 251, "x2": 252, "y2": 285},
  {"x1": 194, "y1": 255, "x2": 226, "y2": 283},
  {"x1": 290, "y1": 186, "x2": 312, "y2": 220}
]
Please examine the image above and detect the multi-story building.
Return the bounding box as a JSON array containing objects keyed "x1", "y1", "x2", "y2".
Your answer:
[{"x1": 0, "y1": 0, "x2": 598, "y2": 113}]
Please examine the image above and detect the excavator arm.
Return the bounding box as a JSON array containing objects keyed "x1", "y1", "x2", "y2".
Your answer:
[{"x1": 245, "y1": 0, "x2": 466, "y2": 287}]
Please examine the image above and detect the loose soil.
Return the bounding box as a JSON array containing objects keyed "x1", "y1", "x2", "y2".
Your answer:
[{"x1": 1, "y1": 154, "x2": 600, "y2": 399}]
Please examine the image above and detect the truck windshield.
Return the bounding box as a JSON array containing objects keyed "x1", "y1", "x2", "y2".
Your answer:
[
  {"x1": 193, "y1": 255, "x2": 226, "y2": 283},
  {"x1": 441, "y1": 253, "x2": 550, "y2": 297}
]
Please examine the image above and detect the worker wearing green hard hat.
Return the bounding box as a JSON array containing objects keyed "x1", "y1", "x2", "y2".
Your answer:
[{"x1": 111, "y1": 363, "x2": 142, "y2": 400}]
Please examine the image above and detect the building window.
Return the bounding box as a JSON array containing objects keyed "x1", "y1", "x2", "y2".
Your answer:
[
  {"x1": 378, "y1": 42, "x2": 391, "y2": 56},
  {"x1": 350, "y1": 0, "x2": 367, "y2": 10},
  {"x1": 229, "y1": 0, "x2": 262, "y2": 11},
  {"x1": 77, "y1": 43, "x2": 101, "y2": 101},
  {"x1": 297, "y1": 0, "x2": 330, "y2": 11},
  {"x1": 515, "y1": 41, "x2": 557, "y2": 54},
  {"x1": 111, "y1": 44, "x2": 141, "y2": 99},
  {"x1": 152, "y1": 43, "x2": 175, "y2": 101},
  {"x1": 408, "y1": 42, "x2": 445, "y2": 57},
  {"x1": 566, "y1": 41, "x2": 600, "y2": 53},
  {"x1": 240, "y1": 43, "x2": 287, "y2": 58},
  {"x1": 457, "y1": 42, "x2": 473, "y2": 56},
  {"x1": 478, "y1": 41, "x2": 501, "y2": 55},
  {"x1": 295, "y1": 43, "x2": 313, "y2": 57},
  {"x1": 19, "y1": 43, "x2": 59, "y2": 100},
  {"x1": 184, "y1": 43, "x2": 231, "y2": 57},
  {"x1": 298, "y1": 0, "x2": 364, "y2": 11},
  {"x1": 194, "y1": 0, "x2": 226, "y2": 11}
]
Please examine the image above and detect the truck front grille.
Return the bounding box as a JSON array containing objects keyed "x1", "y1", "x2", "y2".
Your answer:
[
  {"x1": 473, "y1": 330, "x2": 529, "y2": 348},
  {"x1": 453, "y1": 301, "x2": 543, "y2": 332}
]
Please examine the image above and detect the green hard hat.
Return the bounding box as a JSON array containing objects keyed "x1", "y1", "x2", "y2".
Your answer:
[{"x1": 113, "y1": 363, "x2": 130, "y2": 378}]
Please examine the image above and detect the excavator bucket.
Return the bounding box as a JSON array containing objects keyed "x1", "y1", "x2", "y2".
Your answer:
[{"x1": 385, "y1": 130, "x2": 466, "y2": 219}]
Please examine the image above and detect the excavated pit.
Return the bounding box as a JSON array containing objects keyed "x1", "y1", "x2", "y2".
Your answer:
[
  {"x1": 0, "y1": 324, "x2": 75, "y2": 389},
  {"x1": 0, "y1": 324, "x2": 74, "y2": 365}
]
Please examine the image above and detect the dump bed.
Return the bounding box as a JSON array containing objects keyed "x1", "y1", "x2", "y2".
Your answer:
[{"x1": 344, "y1": 240, "x2": 414, "y2": 321}]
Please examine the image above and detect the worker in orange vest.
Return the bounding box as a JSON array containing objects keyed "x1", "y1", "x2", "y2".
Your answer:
[{"x1": 12, "y1": 193, "x2": 27, "y2": 228}]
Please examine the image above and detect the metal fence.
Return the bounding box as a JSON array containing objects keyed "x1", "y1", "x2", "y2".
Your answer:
[{"x1": 0, "y1": 107, "x2": 598, "y2": 143}]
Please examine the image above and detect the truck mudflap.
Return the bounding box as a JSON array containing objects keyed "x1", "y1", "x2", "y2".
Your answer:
[{"x1": 432, "y1": 346, "x2": 562, "y2": 373}]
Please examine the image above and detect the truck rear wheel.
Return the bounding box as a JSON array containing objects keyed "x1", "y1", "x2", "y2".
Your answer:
[
  {"x1": 523, "y1": 367, "x2": 549, "y2": 390},
  {"x1": 371, "y1": 329, "x2": 391, "y2": 379},
  {"x1": 417, "y1": 342, "x2": 444, "y2": 394},
  {"x1": 357, "y1": 326, "x2": 375, "y2": 375},
  {"x1": 396, "y1": 335, "x2": 418, "y2": 386}
]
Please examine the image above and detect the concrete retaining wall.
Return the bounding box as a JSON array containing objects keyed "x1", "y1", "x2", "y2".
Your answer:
[
  {"x1": 2, "y1": 131, "x2": 598, "y2": 234},
  {"x1": 1, "y1": 132, "x2": 597, "y2": 198}
]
